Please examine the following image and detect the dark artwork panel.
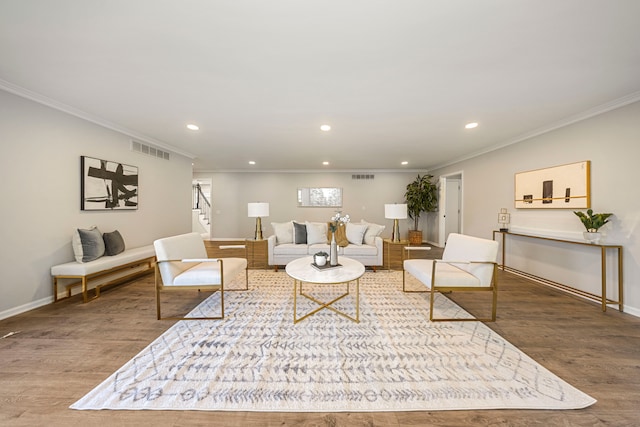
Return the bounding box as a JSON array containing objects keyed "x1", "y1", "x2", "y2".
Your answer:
[
  {"x1": 81, "y1": 156, "x2": 138, "y2": 210},
  {"x1": 542, "y1": 180, "x2": 553, "y2": 204}
]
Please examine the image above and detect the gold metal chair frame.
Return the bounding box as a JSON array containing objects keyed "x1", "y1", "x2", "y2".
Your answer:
[
  {"x1": 154, "y1": 258, "x2": 248, "y2": 321},
  {"x1": 403, "y1": 260, "x2": 498, "y2": 322},
  {"x1": 293, "y1": 279, "x2": 360, "y2": 324}
]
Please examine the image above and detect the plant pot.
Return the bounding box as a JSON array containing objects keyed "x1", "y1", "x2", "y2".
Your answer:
[
  {"x1": 314, "y1": 255, "x2": 327, "y2": 266},
  {"x1": 583, "y1": 231, "x2": 601, "y2": 244},
  {"x1": 408, "y1": 230, "x2": 423, "y2": 245}
]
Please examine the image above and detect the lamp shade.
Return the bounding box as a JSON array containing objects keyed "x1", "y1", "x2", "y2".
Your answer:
[
  {"x1": 385, "y1": 203, "x2": 407, "y2": 219},
  {"x1": 248, "y1": 202, "x2": 269, "y2": 218}
]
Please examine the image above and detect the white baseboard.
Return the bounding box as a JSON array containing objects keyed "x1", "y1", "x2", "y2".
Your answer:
[{"x1": 0, "y1": 296, "x2": 53, "y2": 321}]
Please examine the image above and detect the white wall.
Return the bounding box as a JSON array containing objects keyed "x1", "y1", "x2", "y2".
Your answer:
[
  {"x1": 192, "y1": 171, "x2": 428, "y2": 240},
  {"x1": 0, "y1": 90, "x2": 194, "y2": 318},
  {"x1": 430, "y1": 101, "x2": 640, "y2": 316}
]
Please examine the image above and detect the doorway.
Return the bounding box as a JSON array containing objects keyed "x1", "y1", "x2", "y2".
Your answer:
[{"x1": 438, "y1": 172, "x2": 462, "y2": 247}]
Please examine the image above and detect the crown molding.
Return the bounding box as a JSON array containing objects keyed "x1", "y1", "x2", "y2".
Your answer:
[
  {"x1": 0, "y1": 79, "x2": 196, "y2": 159},
  {"x1": 430, "y1": 91, "x2": 640, "y2": 171}
]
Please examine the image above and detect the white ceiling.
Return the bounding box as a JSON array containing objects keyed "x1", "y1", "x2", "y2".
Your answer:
[{"x1": 1, "y1": 0, "x2": 639, "y2": 172}]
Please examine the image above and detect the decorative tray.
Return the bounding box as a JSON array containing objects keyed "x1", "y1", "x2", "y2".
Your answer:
[{"x1": 311, "y1": 262, "x2": 342, "y2": 271}]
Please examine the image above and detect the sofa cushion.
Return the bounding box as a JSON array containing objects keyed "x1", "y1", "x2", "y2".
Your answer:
[
  {"x1": 271, "y1": 221, "x2": 293, "y2": 244},
  {"x1": 72, "y1": 226, "x2": 105, "y2": 263},
  {"x1": 103, "y1": 230, "x2": 125, "y2": 256},
  {"x1": 343, "y1": 244, "x2": 377, "y2": 257},
  {"x1": 305, "y1": 221, "x2": 327, "y2": 245},
  {"x1": 346, "y1": 222, "x2": 368, "y2": 245},
  {"x1": 293, "y1": 221, "x2": 307, "y2": 244},
  {"x1": 361, "y1": 220, "x2": 385, "y2": 245},
  {"x1": 273, "y1": 243, "x2": 310, "y2": 256},
  {"x1": 327, "y1": 222, "x2": 349, "y2": 247}
]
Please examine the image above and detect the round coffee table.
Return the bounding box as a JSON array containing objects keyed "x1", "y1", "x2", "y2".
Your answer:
[{"x1": 285, "y1": 256, "x2": 365, "y2": 323}]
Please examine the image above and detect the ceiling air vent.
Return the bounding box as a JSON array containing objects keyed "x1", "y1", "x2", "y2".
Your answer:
[
  {"x1": 131, "y1": 140, "x2": 170, "y2": 160},
  {"x1": 352, "y1": 174, "x2": 375, "y2": 180}
]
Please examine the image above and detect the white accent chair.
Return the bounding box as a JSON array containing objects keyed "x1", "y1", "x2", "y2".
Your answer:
[
  {"x1": 153, "y1": 232, "x2": 248, "y2": 320},
  {"x1": 403, "y1": 233, "x2": 499, "y2": 322}
]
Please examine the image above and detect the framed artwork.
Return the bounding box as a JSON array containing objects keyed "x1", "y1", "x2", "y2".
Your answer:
[
  {"x1": 81, "y1": 156, "x2": 139, "y2": 210},
  {"x1": 514, "y1": 161, "x2": 590, "y2": 209},
  {"x1": 297, "y1": 187, "x2": 342, "y2": 207}
]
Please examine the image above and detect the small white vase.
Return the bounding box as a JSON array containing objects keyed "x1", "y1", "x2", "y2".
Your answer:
[{"x1": 583, "y1": 231, "x2": 601, "y2": 244}]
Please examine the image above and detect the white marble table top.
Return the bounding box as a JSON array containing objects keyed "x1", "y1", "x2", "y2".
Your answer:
[{"x1": 285, "y1": 256, "x2": 365, "y2": 284}]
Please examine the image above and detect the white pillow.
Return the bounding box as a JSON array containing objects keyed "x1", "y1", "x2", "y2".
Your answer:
[
  {"x1": 361, "y1": 220, "x2": 385, "y2": 245},
  {"x1": 305, "y1": 221, "x2": 328, "y2": 245},
  {"x1": 271, "y1": 221, "x2": 293, "y2": 244},
  {"x1": 346, "y1": 222, "x2": 368, "y2": 245}
]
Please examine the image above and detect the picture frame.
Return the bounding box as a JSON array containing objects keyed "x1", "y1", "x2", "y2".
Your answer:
[
  {"x1": 81, "y1": 156, "x2": 139, "y2": 210},
  {"x1": 297, "y1": 187, "x2": 342, "y2": 208},
  {"x1": 514, "y1": 161, "x2": 590, "y2": 209}
]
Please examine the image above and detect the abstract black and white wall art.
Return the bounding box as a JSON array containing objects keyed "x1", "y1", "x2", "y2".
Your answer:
[
  {"x1": 515, "y1": 160, "x2": 590, "y2": 209},
  {"x1": 81, "y1": 156, "x2": 138, "y2": 210}
]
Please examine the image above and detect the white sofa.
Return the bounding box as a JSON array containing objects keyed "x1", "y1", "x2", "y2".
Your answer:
[{"x1": 267, "y1": 220, "x2": 384, "y2": 270}]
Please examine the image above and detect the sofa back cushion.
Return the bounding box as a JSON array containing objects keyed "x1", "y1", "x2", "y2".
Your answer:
[{"x1": 305, "y1": 222, "x2": 327, "y2": 245}]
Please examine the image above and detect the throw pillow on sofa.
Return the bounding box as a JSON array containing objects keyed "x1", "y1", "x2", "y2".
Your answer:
[
  {"x1": 305, "y1": 221, "x2": 328, "y2": 245},
  {"x1": 361, "y1": 220, "x2": 385, "y2": 245},
  {"x1": 72, "y1": 226, "x2": 105, "y2": 263},
  {"x1": 327, "y1": 222, "x2": 349, "y2": 247},
  {"x1": 293, "y1": 221, "x2": 307, "y2": 244},
  {"x1": 271, "y1": 221, "x2": 293, "y2": 244},
  {"x1": 346, "y1": 222, "x2": 368, "y2": 245}
]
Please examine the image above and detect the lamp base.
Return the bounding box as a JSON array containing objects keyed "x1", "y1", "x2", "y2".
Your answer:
[
  {"x1": 254, "y1": 217, "x2": 263, "y2": 240},
  {"x1": 392, "y1": 219, "x2": 400, "y2": 243}
]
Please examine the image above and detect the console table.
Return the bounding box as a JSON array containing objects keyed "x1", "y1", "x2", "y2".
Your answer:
[{"x1": 493, "y1": 231, "x2": 623, "y2": 312}]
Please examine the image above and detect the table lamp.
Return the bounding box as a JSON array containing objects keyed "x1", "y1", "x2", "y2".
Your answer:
[
  {"x1": 248, "y1": 202, "x2": 269, "y2": 240},
  {"x1": 385, "y1": 203, "x2": 407, "y2": 242}
]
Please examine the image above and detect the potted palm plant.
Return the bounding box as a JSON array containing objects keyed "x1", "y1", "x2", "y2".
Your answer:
[
  {"x1": 574, "y1": 209, "x2": 613, "y2": 244},
  {"x1": 404, "y1": 174, "x2": 438, "y2": 245}
]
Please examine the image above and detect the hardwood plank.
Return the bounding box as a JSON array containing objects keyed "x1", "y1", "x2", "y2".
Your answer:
[{"x1": 1, "y1": 269, "x2": 639, "y2": 426}]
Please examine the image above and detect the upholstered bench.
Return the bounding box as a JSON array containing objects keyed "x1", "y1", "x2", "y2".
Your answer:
[{"x1": 52, "y1": 226, "x2": 158, "y2": 303}]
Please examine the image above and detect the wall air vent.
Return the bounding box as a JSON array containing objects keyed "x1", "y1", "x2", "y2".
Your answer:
[
  {"x1": 131, "y1": 140, "x2": 170, "y2": 160},
  {"x1": 351, "y1": 174, "x2": 375, "y2": 180}
]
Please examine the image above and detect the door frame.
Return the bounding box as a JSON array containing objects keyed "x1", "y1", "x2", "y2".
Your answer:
[{"x1": 438, "y1": 171, "x2": 463, "y2": 247}]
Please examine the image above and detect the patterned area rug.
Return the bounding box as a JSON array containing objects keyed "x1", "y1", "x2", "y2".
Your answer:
[{"x1": 71, "y1": 270, "x2": 596, "y2": 412}]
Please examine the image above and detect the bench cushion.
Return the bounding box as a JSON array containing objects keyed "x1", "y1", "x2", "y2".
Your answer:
[{"x1": 51, "y1": 245, "x2": 155, "y2": 277}]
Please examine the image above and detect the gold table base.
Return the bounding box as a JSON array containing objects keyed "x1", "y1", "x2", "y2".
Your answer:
[{"x1": 293, "y1": 279, "x2": 360, "y2": 323}]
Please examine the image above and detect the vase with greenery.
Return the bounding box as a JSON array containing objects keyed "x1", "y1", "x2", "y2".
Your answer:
[
  {"x1": 574, "y1": 209, "x2": 613, "y2": 244},
  {"x1": 404, "y1": 174, "x2": 438, "y2": 245}
]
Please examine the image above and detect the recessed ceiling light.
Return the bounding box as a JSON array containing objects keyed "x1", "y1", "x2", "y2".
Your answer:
[
  {"x1": 320, "y1": 125, "x2": 331, "y2": 131},
  {"x1": 465, "y1": 122, "x2": 478, "y2": 129},
  {"x1": 322, "y1": 161, "x2": 330, "y2": 165},
  {"x1": 248, "y1": 161, "x2": 256, "y2": 165},
  {"x1": 186, "y1": 123, "x2": 199, "y2": 131},
  {"x1": 401, "y1": 161, "x2": 408, "y2": 165}
]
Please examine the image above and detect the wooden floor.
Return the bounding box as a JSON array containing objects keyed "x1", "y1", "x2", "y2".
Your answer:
[{"x1": 1, "y1": 267, "x2": 639, "y2": 427}]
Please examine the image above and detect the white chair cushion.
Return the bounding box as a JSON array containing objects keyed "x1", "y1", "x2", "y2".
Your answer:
[
  {"x1": 442, "y1": 233, "x2": 498, "y2": 286},
  {"x1": 404, "y1": 259, "x2": 482, "y2": 288},
  {"x1": 171, "y1": 258, "x2": 247, "y2": 286},
  {"x1": 173, "y1": 262, "x2": 222, "y2": 286}
]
